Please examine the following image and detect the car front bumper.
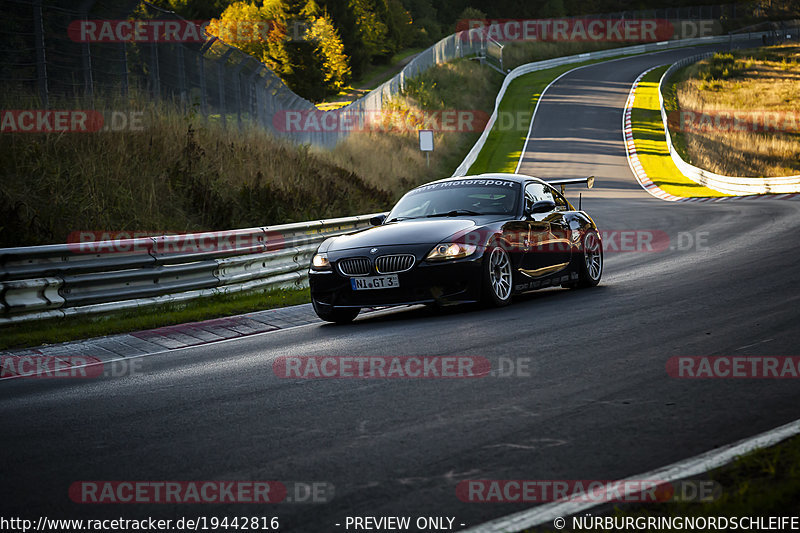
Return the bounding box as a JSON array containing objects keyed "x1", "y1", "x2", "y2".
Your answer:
[{"x1": 309, "y1": 253, "x2": 484, "y2": 309}]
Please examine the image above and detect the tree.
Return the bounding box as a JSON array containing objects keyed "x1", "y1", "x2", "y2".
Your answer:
[
  {"x1": 351, "y1": 0, "x2": 391, "y2": 59},
  {"x1": 280, "y1": 0, "x2": 348, "y2": 100},
  {"x1": 375, "y1": 0, "x2": 416, "y2": 60},
  {"x1": 401, "y1": 0, "x2": 442, "y2": 45},
  {"x1": 308, "y1": 15, "x2": 351, "y2": 92},
  {"x1": 539, "y1": 0, "x2": 567, "y2": 18},
  {"x1": 205, "y1": 2, "x2": 277, "y2": 62},
  {"x1": 454, "y1": 7, "x2": 487, "y2": 34},
  {"x1": 206, "y1": 0, "x2": 350, "y2": 101},
  {"x1": 314, "y1": 0, "x2": 364, "y2": 79}
]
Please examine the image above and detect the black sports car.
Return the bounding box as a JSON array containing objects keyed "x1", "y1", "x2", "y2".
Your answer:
[{"x1": 309, "y1": 173, "x2": 602, "y2": 323}]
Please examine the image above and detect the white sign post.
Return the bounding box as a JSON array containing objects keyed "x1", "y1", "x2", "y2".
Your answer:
[{"x1": 419, "y1": 129, "x2": 434, "y2": 167}]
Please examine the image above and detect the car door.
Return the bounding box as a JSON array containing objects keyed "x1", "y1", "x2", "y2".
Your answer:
[{"x1": 519, "y1": 182, "x2": 571, "y2": 278}]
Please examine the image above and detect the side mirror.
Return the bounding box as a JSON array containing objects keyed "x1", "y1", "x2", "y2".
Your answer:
[
  {"x1": 370, "y1": 214, "x2": 387, "y2": 226},
  {"x1": 527, "y1": 199, "x2": 556, "y2": 215}
]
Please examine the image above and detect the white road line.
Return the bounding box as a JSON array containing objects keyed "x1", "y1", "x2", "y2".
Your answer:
[
  {"x1": 621, "y1": 65, "x2": 678, "y2": 201},
  {"x1": 735, "y1": 338, "x2": 775, "y2": 351},
  {"x1": 514, "y1": 66, "x2": 580, "y2": 174},
  {"x1": 461, "y1": 417, "x2": 800, "y2": 532},
  {"x1": 515, "y1": 52, "x2": 681, "y2": 175}
]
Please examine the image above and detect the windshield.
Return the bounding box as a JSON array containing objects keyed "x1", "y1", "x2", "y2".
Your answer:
[{"x1": 387, "y1": 179, "x2": 520, "y2": 221}]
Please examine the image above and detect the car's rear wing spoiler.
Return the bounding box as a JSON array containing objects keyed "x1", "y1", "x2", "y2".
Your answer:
[{"x1": 548, "y1": 176, "x2": 595, "y2": 195}]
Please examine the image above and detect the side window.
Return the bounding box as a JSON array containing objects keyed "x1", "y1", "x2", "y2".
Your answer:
[
  {"x1": 524, "y1": 183, "x2": 553, "y2": 205},
  {"x1": 524, "y1": 183, "x2": 541, "y2": 205}
]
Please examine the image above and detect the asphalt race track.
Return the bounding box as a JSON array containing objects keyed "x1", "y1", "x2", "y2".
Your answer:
[{"x1": 3, "y1": 46, "x2": 800, "y2": 532}]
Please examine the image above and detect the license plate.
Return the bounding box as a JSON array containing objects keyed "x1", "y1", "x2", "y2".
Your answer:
[{"x1": 350, "y1": 275, "x2": 400, "y2": 290}]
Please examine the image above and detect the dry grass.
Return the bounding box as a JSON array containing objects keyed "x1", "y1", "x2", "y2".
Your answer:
[
  {"x1": 667, "y1": 44, "x2": 800, "y2": 177},
  {"x1": 0, "y1": 105, "x2": 391, "y2": 246},
  {"x1": 0, "y1": 60, "x2": 501, "y2": 247},
  {"x1": 322, "y1": 61, "x2": 502, "y2": 198}
]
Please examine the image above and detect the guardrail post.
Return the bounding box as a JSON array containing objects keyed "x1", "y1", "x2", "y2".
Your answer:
[
  {"x1": 150, "y1": 43, "x2": 160, "y2": 101},
  {"x1": 80, "y1": 9, "x2": 94, "y2": 100},
  {"x1": 120, "y1": 41, "x2": 129, "y2": 98},
  {"x1": 33, "y1": 0, "x2": 48, "y2": 108},
  {"x1": 232, "y1": 58, "x2": 247, "y2": 131},
  {"x1": 197, "y1": 50, "x2": 208, "y2": 123},
  {"x1": 216, "y1": 48, "x2": 234, "y2": 129},
  {"x1": 177, "y1": 44, "x2": 187, "y2": 109}
]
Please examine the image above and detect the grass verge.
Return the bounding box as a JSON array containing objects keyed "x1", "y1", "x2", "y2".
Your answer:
[
  {"x1": 610, "y1": 433, "x2": 800, "y2": 520},
  {"x1": 664, "y1": 44, "x2": 800, "y2": 178},
  {"x1": 522, "y1": 433, "x2": 800, "y2": 531},
  {"x1": 0, "y1": 287, "x2": 311, "y2": 352},
  {"x1": 630, "y1": 66, "x2": 732, "y2": 197}
]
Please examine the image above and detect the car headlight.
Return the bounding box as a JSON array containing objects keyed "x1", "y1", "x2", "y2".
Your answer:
[
  {"x1": 311, "y1": 253, "x2": 331, "y2": 270},
  {"x1": 425, "y1": 242, "x2": 478, "y2": 261}
]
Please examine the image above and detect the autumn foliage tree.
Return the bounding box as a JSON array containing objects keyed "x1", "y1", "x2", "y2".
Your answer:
[{"x1": 206, "y1": 0, "x2": 349, "y2": 101}]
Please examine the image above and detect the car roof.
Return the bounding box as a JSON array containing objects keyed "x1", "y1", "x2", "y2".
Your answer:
[{"x1": 416, "y1": 173, "x2": 545, "y2": 189}]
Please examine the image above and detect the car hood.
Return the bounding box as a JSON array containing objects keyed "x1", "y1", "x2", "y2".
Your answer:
[{"x1": 326, "y1": 218, "x2": 487, "y2": 252}]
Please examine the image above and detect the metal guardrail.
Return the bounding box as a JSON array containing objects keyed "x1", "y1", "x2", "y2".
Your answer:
[
  {"x1": 658, "y1": 50, "x2": 800, "y2": 195},
  {"x1": 0, "y1": 214, "x2": 383, "y2": 325},
  {"x1": 452, "y1": 32, "x2": 775, "y2": 177}
]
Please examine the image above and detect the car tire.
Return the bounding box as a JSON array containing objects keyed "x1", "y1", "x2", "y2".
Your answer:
[
  {"x1": 312, "y1": 299, "x2": 360, "y2": 324},
  {"x1": 481, "y1": 244, "x2": 513, "y2": 307},
  {"x1": 565, "y1": 229, "x2": 602, "y2": 289}
]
